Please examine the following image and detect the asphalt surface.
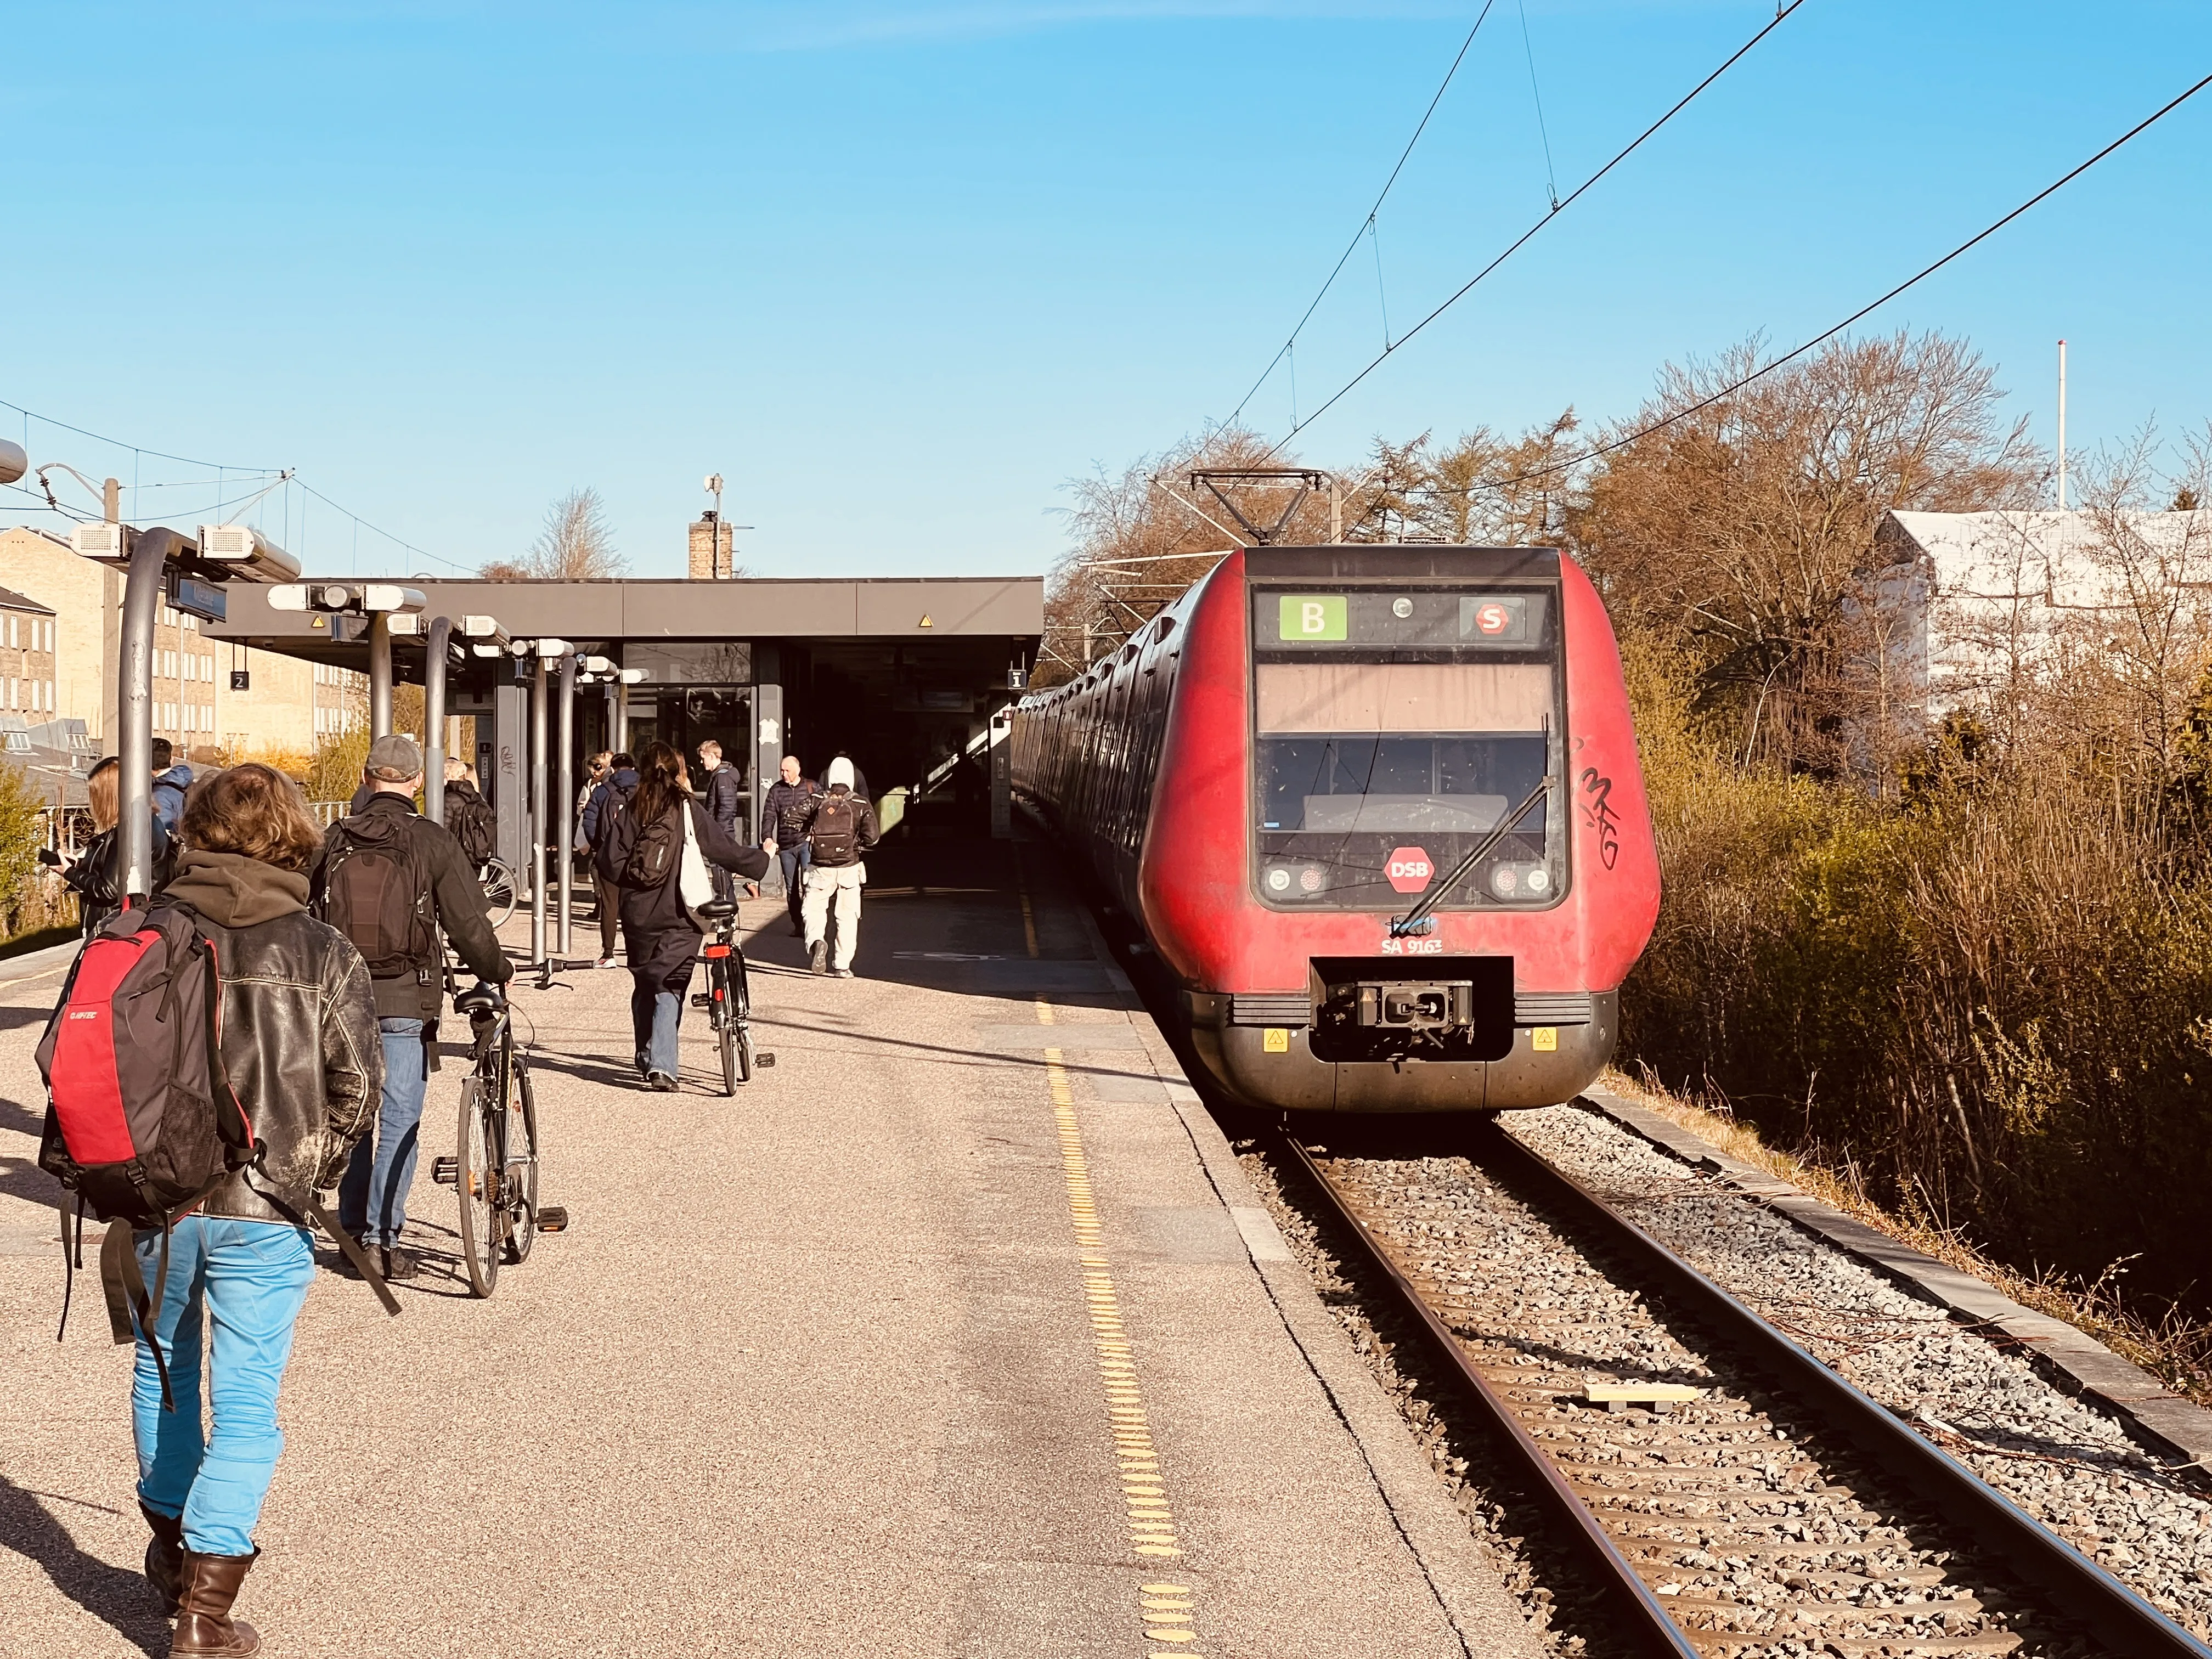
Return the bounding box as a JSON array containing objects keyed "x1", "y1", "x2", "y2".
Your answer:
[{"x1": 0, "y1": 832, "x2": 1540, "y2": 1658}]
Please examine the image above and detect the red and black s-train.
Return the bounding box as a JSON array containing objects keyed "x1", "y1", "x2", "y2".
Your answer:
[{"x1": 1013, "y1": 544, "x2": 1660, "y2": 1113}]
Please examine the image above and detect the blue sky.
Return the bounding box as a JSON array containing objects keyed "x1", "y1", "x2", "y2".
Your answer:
[{"x1": 2, "y1": 1, "x2": 2207, "y2": 579}]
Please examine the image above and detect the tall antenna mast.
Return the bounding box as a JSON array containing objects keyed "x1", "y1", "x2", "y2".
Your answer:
[{"x1": 2056, "y1": 340, "x2": 2068, "y2": 511}]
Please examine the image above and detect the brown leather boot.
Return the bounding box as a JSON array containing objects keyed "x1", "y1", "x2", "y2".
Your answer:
[
  {"x1": 140, "y1": 1502, "x2": 185, "y2": 1615},
  {"x1": 170, "y1": 1548, "x2": 261, "y2": 1657}
]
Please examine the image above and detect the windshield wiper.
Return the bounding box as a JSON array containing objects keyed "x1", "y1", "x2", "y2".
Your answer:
[{"x1": 1389, "y1": 776, "x2": 1554, "y2": 937}]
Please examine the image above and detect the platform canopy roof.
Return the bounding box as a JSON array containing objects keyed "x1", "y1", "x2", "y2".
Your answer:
[{"x1": 207, "y1": 574, "x2": 1045, "y2": 668}]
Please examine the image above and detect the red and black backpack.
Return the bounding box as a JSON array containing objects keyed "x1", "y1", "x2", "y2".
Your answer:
[
  {"x1": 37, "y1": 900, "x2": 250, "y2": 1225},
  {"x1": 36, "y1": 900, "x2": 399, "y2": 1399},
  {"x1": 36, "y1": 901, "x2": 252, "y2": 1405}
]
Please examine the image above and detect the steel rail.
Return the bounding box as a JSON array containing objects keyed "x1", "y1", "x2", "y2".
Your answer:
[
  {"x1": 1277, "y1": 1132, "x2": 1703, "y2": 1659},
  {"x1": 1465, "y1": 1121, "x2": 2212, "y2": 1657}
]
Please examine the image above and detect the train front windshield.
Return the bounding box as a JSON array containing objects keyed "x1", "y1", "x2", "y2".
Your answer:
[{"x1": 1250, "y1": 586, "x2": 1564, "y2": 912}]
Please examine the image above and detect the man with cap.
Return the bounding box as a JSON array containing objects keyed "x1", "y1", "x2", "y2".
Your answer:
[{"x1": 315, "y1": 735, "x2": 512, "y2": 1280}]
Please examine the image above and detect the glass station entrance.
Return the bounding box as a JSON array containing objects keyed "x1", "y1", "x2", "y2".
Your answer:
[{"x1": 615, "y1": 645, "x2": 758, "y2": 840}]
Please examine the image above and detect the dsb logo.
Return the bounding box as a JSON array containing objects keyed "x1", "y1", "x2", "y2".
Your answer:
[{"x1": 1386, "y1": 847, "x2": 1432, "y2": 894}]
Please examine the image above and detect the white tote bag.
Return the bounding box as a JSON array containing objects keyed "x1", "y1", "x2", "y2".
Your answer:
[{"x1": 678, "y1": 804, "x2": 716, "y2": 912}]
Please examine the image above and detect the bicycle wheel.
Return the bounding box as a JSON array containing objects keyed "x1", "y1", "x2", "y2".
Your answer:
[
  {"x1": 729, "y1": 954, "x2": 754, "y2": 1085},
  {"x1": 479, "y1": 860, "x2": 520, "y2": 929},
  {"x1": 504, "y1": 1058, "x2": 539, "y2": 1263},
  {"x1": 456, "y1": 1076, "x2": 501, "y2": 1297},
  {"x1": 717, "y1": 984, "x2": 740, "y2": 1097}
]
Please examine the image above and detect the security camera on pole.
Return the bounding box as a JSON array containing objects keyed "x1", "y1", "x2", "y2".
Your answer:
[
  {"x1": 73, "y1": 515, "x2": 302, "y2": 899},
  {"x1": 266, "y1": 582, "x2": 428, "y2": 741}
]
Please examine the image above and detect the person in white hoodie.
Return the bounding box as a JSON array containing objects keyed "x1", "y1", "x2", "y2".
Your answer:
[{"x1": 779, "y1": 756, "x2": 878, "y2": 978}]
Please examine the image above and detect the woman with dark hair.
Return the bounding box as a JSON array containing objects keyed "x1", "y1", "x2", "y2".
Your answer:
[
  {"x1": 594, "y1": 738, "x2": 769, "y2": 1090},
  {"x1": 109, "y1": 763, "x2": 380, "y2": 1654}
]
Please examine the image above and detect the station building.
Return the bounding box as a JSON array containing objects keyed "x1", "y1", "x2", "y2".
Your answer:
[{"x1": 210, "y1": 569, "x2": 1045, "y2": 869}]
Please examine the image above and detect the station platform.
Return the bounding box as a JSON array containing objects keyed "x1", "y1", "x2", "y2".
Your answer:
[{"x1": 0, "y1": 834, "x2": 1541, "y2": 1658}]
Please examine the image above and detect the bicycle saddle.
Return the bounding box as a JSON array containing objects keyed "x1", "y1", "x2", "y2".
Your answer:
[
  {"x1": 697, "y1": 899, "x2": 740, "y2": 921},
  {"x1": 454, "y1": 981, "x2": 507, "y2": 1015}
]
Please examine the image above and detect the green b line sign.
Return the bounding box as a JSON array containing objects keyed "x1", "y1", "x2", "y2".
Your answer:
[{"x1": 1278, "y1": 594, "x2": 1347, "y2": 641}]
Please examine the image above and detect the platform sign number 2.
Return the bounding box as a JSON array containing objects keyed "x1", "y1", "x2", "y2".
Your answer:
[{"x1": 1279, "y1": 595, "x2": 1347, "y2": 641}]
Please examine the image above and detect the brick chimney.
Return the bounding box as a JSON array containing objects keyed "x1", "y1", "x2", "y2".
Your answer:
[{"x1": 689, "y1": 515, "x2": 735, "y2": 580}]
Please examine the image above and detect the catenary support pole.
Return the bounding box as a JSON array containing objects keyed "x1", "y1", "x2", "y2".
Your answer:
[
  {"x1": 422, "y1": 617, "x2": 452, "y2": 827},
  {"x1": 530, "y1": 653, "x2": 549, "y2": 967},
  {"x1": 118, "y1": 528, "x2": 183, "y2": 900},
  {"x1": 369, "y1": 613, "x2": 393, "y2": 738},
  {"x1": 556, "y1": 652, "x2": 575, "y2": 956}
]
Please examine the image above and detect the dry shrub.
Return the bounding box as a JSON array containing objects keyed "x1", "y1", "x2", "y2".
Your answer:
[{"x1": 1623, "y1": 646, "x2": 2212, "y2": 1313}]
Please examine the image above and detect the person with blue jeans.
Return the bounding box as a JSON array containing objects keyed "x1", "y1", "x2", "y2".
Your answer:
[
  {"x1": 761, "y1": 754, "x2": 818, "y2": 937},
  {"x1": 594, "y1": 738, "x2": 770, "y2": 1090},
  {"x1": 117, "y1": 763, "x2": 381, "y2": 1655},
  {"x1": 321, "y1": 734, "x2": 511, "y2": 1279}
]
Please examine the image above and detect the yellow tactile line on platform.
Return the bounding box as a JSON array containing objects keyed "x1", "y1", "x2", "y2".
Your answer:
[{"x1": 1036, "y1": 995, "x2": 1204, "y2": 1657}]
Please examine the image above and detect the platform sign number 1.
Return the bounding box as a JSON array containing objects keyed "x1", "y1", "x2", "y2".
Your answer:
[{"x1": 1279, "y1": 595, "x2": 1347, "y2": 641}]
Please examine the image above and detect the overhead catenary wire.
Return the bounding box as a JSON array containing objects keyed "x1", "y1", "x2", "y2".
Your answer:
[
  {"x1": 1477, "y1": 65, "x2": 2212, "y2": 495},
  {"x1": 1, "y1": 392, "x2": 472, "y2": 573},
  {"x1": 1260, "y1": 0, "x2": 1808, "y2": 460},
  {"x1": 1224, "y1": 0, "x2": 1501, "y2": 430}
]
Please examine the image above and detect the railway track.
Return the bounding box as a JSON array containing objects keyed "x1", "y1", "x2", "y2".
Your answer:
[{"x1": 1269, "y1": 1120, "x2": 2212, "y2": 1659}]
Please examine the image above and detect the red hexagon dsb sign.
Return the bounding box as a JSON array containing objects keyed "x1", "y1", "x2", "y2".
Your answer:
[{"x1": 1386, "y1": 847, "x2": 1433, "y2": 894}]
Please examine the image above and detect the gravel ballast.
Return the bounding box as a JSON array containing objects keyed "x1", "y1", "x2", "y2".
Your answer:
[{"x1": 1499, "y1": 1102, "x2": 2212, "y2": 1641}]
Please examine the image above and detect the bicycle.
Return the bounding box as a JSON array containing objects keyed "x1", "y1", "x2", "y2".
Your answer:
[
  {"x1": 431, "y1": 981, "x2": 560, "y2": 1296},
  {"x1": 692, "y1": 899, "x2": 772, "y2": 1095},
  {"x1": 477, "y1": 859, "x2": 520, "y2": 929}
]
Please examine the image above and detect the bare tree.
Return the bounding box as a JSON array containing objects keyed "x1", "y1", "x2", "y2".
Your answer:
[
  {"x1": 1567, "y1": 331, "x2": 2042, "y2": 772},
  {"x1": 1046, "y1": 426, "x2": 1326, "y2": 682},
  {"x1": 1347, "y1": 413, "x2": 1579, "y2": 545},
  {"x1": 484, "y1": 487, "x2": 628, "y2": 581}
]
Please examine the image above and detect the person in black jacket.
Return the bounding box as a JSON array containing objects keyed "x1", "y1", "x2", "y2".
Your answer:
[
  {"x1": 580, "y1": 752, "x2": 638, "y2": 969},
  {"x1": 52, "y1": 755, "x2": 172, "y2": 935},
  {"x1": 696, "y1": 738, "x2": 749, "y2": 905},
  {"x1": 760, "y1": 754, "x2": 819, "y2": 937},
  {"x1": 596, "y1": 738, "x2": 770, "y2": 1091},
  {"x1": 315, "y1": 735, "x2": 511, "y2": 1279},
  {"x1": 96, "y1": 762, "x2": 381, "y2": 1656},
  {"x1": 696, "y1": 739, "x2": 745, "y2": 838}
]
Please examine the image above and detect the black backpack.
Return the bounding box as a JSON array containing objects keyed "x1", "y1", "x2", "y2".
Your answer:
[
  {"x1": 809, "y1": 794, "x2": 861, "y2": 866},
  {"x1": 447, "y1": 786, "x2": 496, "y2": 865},
  {"x1": 620, "y1": 801, "x2": 682, "y2": 888},
  {"x1": 317, "y1": 811, "x2": 438, "y2": 980}
]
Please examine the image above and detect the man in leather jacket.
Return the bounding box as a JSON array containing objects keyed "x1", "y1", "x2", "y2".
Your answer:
[
  {"x1": 760, "y1": 754, "x2": 818, "y2": 937},
  {"x1": 316, "y1": 735, "x2": 511, "y2": 1280}
]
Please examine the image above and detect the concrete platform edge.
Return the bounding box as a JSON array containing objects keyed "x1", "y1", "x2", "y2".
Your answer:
[
  {"x1": 1576, "y1": 1085, "x2": 2212, "y2": 1474},
  {"x1": 1059, "y1": 863, "x2": 1542, "y2": 1656}
]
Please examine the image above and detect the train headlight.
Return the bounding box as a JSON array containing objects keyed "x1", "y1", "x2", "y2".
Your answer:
[
  {"x1": 1526, "y1": 866, "x2": 1550, "y2": 895},
  {"x1": 1266, "y1": 866, "x2": 1292, "y2": 894},
  {"x1": 1490, "y1": 865, "x2": 1519, "y2": 896}
]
